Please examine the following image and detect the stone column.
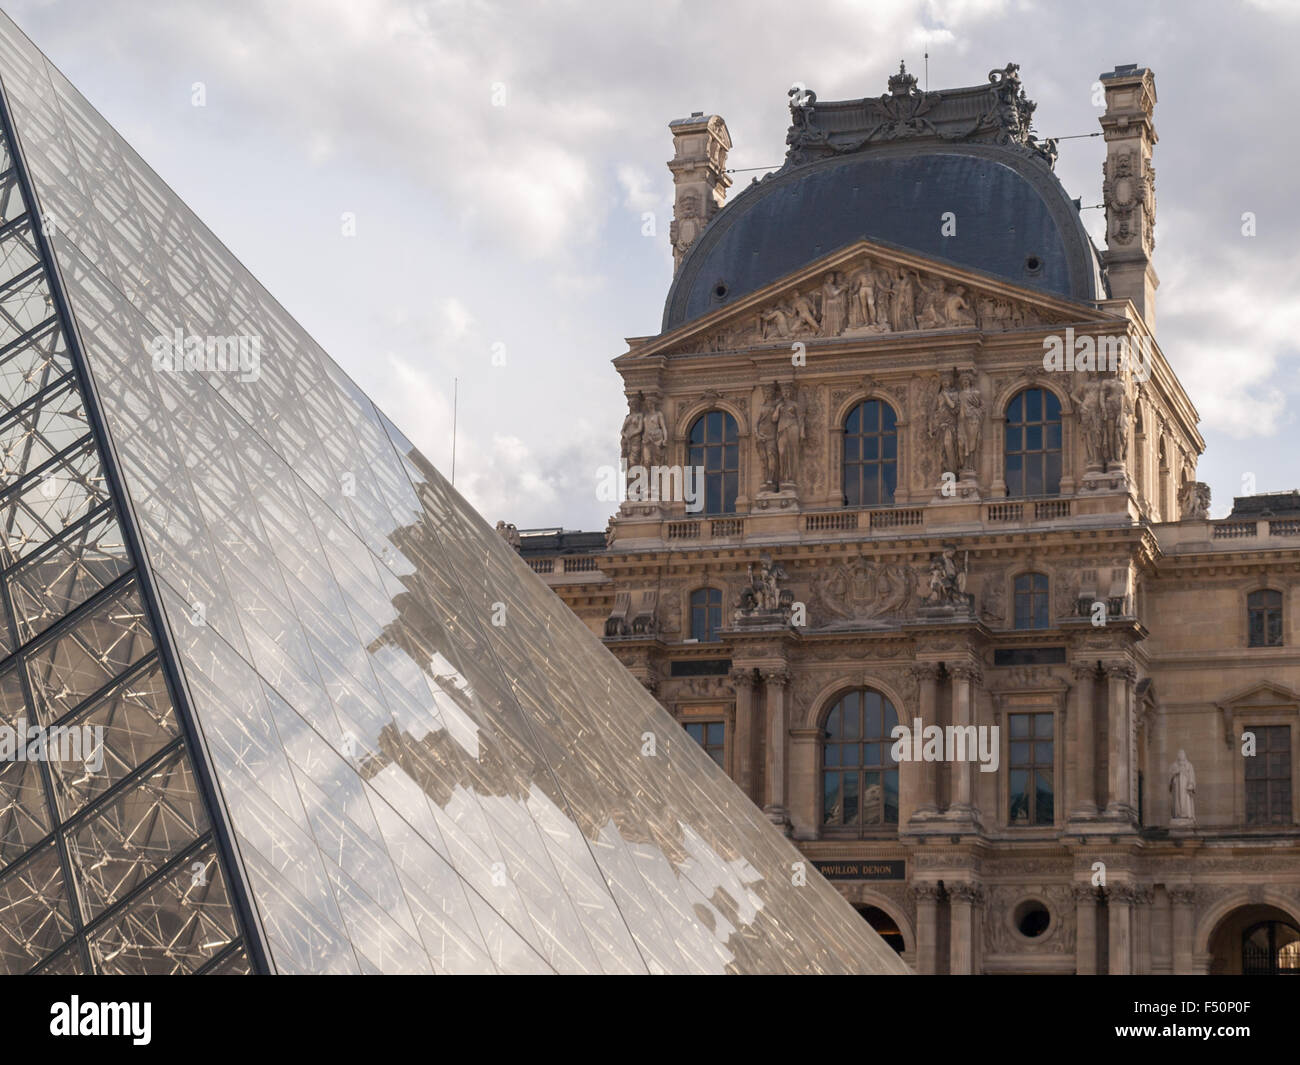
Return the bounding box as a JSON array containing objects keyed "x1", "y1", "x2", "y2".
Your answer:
[
  {"x1": 948, "y1": 882, "x2": 984, "y2": 975},
  {"x1": 1103, "y1": 661, "x2": 1137, "y2": 823},
  {"x1": 910, "y1": 883, "x2": 941, "y2": 975},
  {"x1": 762, "y1": 668, "x2": 792, "y2": 832},
  {"x1": 905, "y1": 663, "x2": 941, "y2": 824},
  {"x1": 1135, "y1": 886, "x2": 1154, "y2": 974},
  {"x1": 1069, "y1": 663, "x2": 1099, "y2": 819},
  {"x1": 1074, "y1": 883, "x2": 1099, "y2": 975},
  {"x1": 730, "y1": 668, "x2": 757, "y2": 801},
  {"x1": 788, "y1": 727, "x2": 821, "y2": 840},
  {"x1": 1169, "y1": 886, "x2": 1196, "y2": 975},
  {"x1": 945, "y1": 663, "x2": 981, "y2": 828},
  {"x1": 1107, "y1": 883, "x2": 1137, "y2": 974}
]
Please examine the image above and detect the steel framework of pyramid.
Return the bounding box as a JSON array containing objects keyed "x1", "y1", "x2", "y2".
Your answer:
[{"x1": 0, "y1": 13, "x2": 907, "y2": 974}]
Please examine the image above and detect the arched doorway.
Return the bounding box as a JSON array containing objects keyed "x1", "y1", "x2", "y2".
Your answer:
[
  {"x1": 856, "y1": 904, "x2": 905, "y2": 954},
  {"x1": 1207, "y1": 903, "x2": 1300, "y2": 974},
  {"x1": 1243, "y1": 920, "x2": 1300, "y2": 975}
]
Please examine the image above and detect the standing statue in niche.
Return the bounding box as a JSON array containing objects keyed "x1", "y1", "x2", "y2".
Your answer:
[
  {"x1": 755, "y1": 381, "x2": 780, "y2": 491},
  {"x1": 957, "y1": 369, "x2": 984, "y2": 474},
  {"x1": 1101, "y1": 374, "x2": 1130, "y2": 467},
  {"x1": 934, "y1": 370, "x2": 961, "y2": 477},
  {"x1": 620, "y1": 392, "x2": 645, "y2": 497},
  {"x1": 775, "y1": 380, "x2": 805, "y2": 487},
  {"x1": 1072, "y1": 376, "x2": 1106, "y2": 469},
  {"x1": 820, "y1": 271, "x2": 849, "y2": 336},
  {"x1": 641, "y1": 394, "x2": 668, "y2": 468},
  {"x1": 1169, "y1": 749, "x2": 1196, "y2": 823}
]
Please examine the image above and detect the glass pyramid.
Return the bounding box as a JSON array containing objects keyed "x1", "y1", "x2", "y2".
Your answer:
[{"x1": 0, "y1": 12, "x2": 907, "y2": 975}]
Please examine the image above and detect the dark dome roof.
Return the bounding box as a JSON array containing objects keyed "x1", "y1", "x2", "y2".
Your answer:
[{"x1": 663, "y1": 142, "x2": 1106, "y2": 331}]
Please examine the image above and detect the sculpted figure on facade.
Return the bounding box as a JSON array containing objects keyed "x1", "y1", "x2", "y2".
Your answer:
[
  {"x1": 924, "y1": 546, "x2": 969, "y2": 607},
  {"x1": 1169, "y1": 749, "x2": 1196, "y2": 823},
  {"x1": 620, "y1": 392, "x2": 645, "y2": 497},
  {"x1": 759, "y1": 301, "x2": 795, "y2": 340},
  {"x1": 641, "y1": 394, "x2": 668, "y2": 468},
  {"x1": 820, "y1": 271, "x2": 849, "y2": 336},
  {"x1": 957, "y1": 369, "x2": 983, "y2": 474},
  {"x1": 735, "y1": 553, "x2": 794, "y2": 621},
  {"x1": 945, "y1": 284, "x2": 978, "y2": 326},
  {"x1": 1101, "y1": 374, "x2": 1130, "y2": 468},
  {"x1": 755, "y1": 381, "x2": 780, "y2": 491},
  {"x1": 1072, "y1": 375, "x2": 1106, "y2": 469},
  {"x1": 915, "y1": 275, "x2": 945, "y2": 330},
  {"x1": 933, "y1": 370, "x2": 961, "y2": 477},
  {"x1": 670, "y1": 191, "x2": 702, "y2": 265},
  {"x1": 775, "y1": 380, "x2": 805, "y2": 487},
  {"x1": 791, "y1": 290, "x2": 821, "y2": 335},
  {"x1": 848, "y1": 265, "x2": 881, "y2": 330},
  {"x1": 892, "y1": 269, "x2": 919, "y2": 331},
  {"x1": 1178, "y1": 480, "x2": 1211, "y2": 520}
]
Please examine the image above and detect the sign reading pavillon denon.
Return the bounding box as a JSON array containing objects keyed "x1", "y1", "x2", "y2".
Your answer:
[{"x1": 815, "y1": 860, "x2": 906, "y2": 881}]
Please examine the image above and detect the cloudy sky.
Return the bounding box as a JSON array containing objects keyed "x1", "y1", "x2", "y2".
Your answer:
[{"x1": 7, "y1": 0, "x2": 1299, "y2": 528}]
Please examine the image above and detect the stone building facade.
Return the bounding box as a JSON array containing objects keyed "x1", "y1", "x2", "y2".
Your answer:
[{"x1": 513, "y1": 63, "x2": 1300, "y2": 974}]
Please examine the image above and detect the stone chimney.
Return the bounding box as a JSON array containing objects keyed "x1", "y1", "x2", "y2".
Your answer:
[
  {"x1": 1099, "y1": 65, "x2": 1158, "y2": 331},
  {"x1": 667, "y1": 112, "x2": 731, "y2": 273}
]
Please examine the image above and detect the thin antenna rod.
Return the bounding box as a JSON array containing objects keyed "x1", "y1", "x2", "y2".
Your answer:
[
  {"x1": 451, "y1": 377, "x2": 459, "y2": 486},
  {"x1": 924, "y1": 51, "x2": 929, "y2": 90}
]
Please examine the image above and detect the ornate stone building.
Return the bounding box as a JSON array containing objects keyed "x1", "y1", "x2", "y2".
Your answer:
[{"x1": 513, "y1": 63, "x2": 1300, "y2": 974}]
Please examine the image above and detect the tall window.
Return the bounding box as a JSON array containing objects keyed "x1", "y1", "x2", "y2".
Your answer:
[
  {"x1": 689, "y1": 587, "x2": 722, "y2": 643},
  {"x1": 822, "y1": 689, "x2": 899, "y2": 830},
  {"x1": 684, "y1": 721, "x2": 725, "y2": 768},
  {"x1": 842, "y1": 399, "x2": 897, "y2": 507},
  {"x1": 1014, "y1": 572, "x2": 1050, "y2": 630},
  {"x1": 1004, "y1": 388, "x2": 1061, "y2": 497},
  {"x1": 1248, "y1": 589, "x2": 1283, "y2": 647},
  {"x1": 687, "y1": 410, "x2": 738, "y2": 515},
  {"x1": 1009, "y1": 712, "x2": 1054, "y2": 825},
  {"x1": 1246, "y1": 724, "x2": 1291, "y2": 825}
]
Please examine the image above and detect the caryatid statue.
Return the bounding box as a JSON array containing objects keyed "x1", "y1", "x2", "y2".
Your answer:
[
  {"x1": 1072, "y1": 376, "x2": 1106, "y2": 469},
  {"x1": 755, "y1": 382, "x2": 780, "y2": 491},
  {"x1": 957, "y1": 369, "x2": 983, "y2": 474},
  {"x1": 641, "y1": 394, "x2": 668, "y2": 469},
  {"x1": 1101, "y1": 374, "x2": 1130, "y2": 467},
  {"x1": 1169, "y1": 749, "x2": 1196, "y2": 823},
  {"x1": 620, "y1": 392, "x2": 645, "y2": 492},
  {"x1": 775, "y1": 380, "x2": 805, "y2": 487},
  {"x1": 934, "y1": 370, "x2": 961, "y2": 477}
]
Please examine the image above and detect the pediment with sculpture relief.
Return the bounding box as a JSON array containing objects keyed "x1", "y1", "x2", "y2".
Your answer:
[{"x1": 646, "y1": 240, "x2": 1108, "y2": 358}]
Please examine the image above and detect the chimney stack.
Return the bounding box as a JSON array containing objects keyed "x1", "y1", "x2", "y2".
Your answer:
[
  {"x1": 667, "y1": 113, "x2": 731, "y2": 273},
  {"x1": 1099, "y1": 65, "x2": 1158, "y2": 331}
]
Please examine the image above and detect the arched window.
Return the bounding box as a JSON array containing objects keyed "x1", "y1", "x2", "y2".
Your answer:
[
  {"x1": 687, "y1": 410, "x2": 738, "y2": 515},
  {"x1": 1014, "y1": 572, "x2": 1050, "y2": 630},
  {"x1": 822, "y1": 688, "x2": 899, "y2": 831},
  {"x1": 1004, "y1": 388, "x2": 1061, "y2": 497},
  {"x1": 689, "y1": 587, "x2": 722, "y2": 643},
  {"x1": 1248, "y1": 589, "x2": 1283, "y2": 647},
  {"x1": 842, "y1": 399, "x2": 898, "y2": 507}
]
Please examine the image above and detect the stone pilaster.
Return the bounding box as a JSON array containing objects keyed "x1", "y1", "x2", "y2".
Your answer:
[
  {"x1": 1107, "y1": 883, "x2": 1138, "y2": 974},
  {"x1": 1069, "y1": 662, "x2": 1099, "y2": 820},
  {"x1": 909, "y1": 882, "x2": 942, "y2": 975},
  {"x1": 762, "y1": 667, "x2": 792, "y2": 833},
  {"x1": 1073, "y1": 883, "x2": 1099, "y2": 975},
  {"x1": 904, "y1": 662, "x2": 942, "y2": 825},
  {"x1": 1169, "y1": 885, "x2": 1196, "y2": 975},
  {"x1": 730, "y1": 668, "x2": 757, "y2": 800},
  {"x1": 948, "y1": 881, "x2": 985, "y2": 975},
  {"x1": 943, "y1": 663, "x2": 982, "y2": 830},
  {"x1": 1102, "y1": 661, "x2": 1138, "y2": 825}
]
